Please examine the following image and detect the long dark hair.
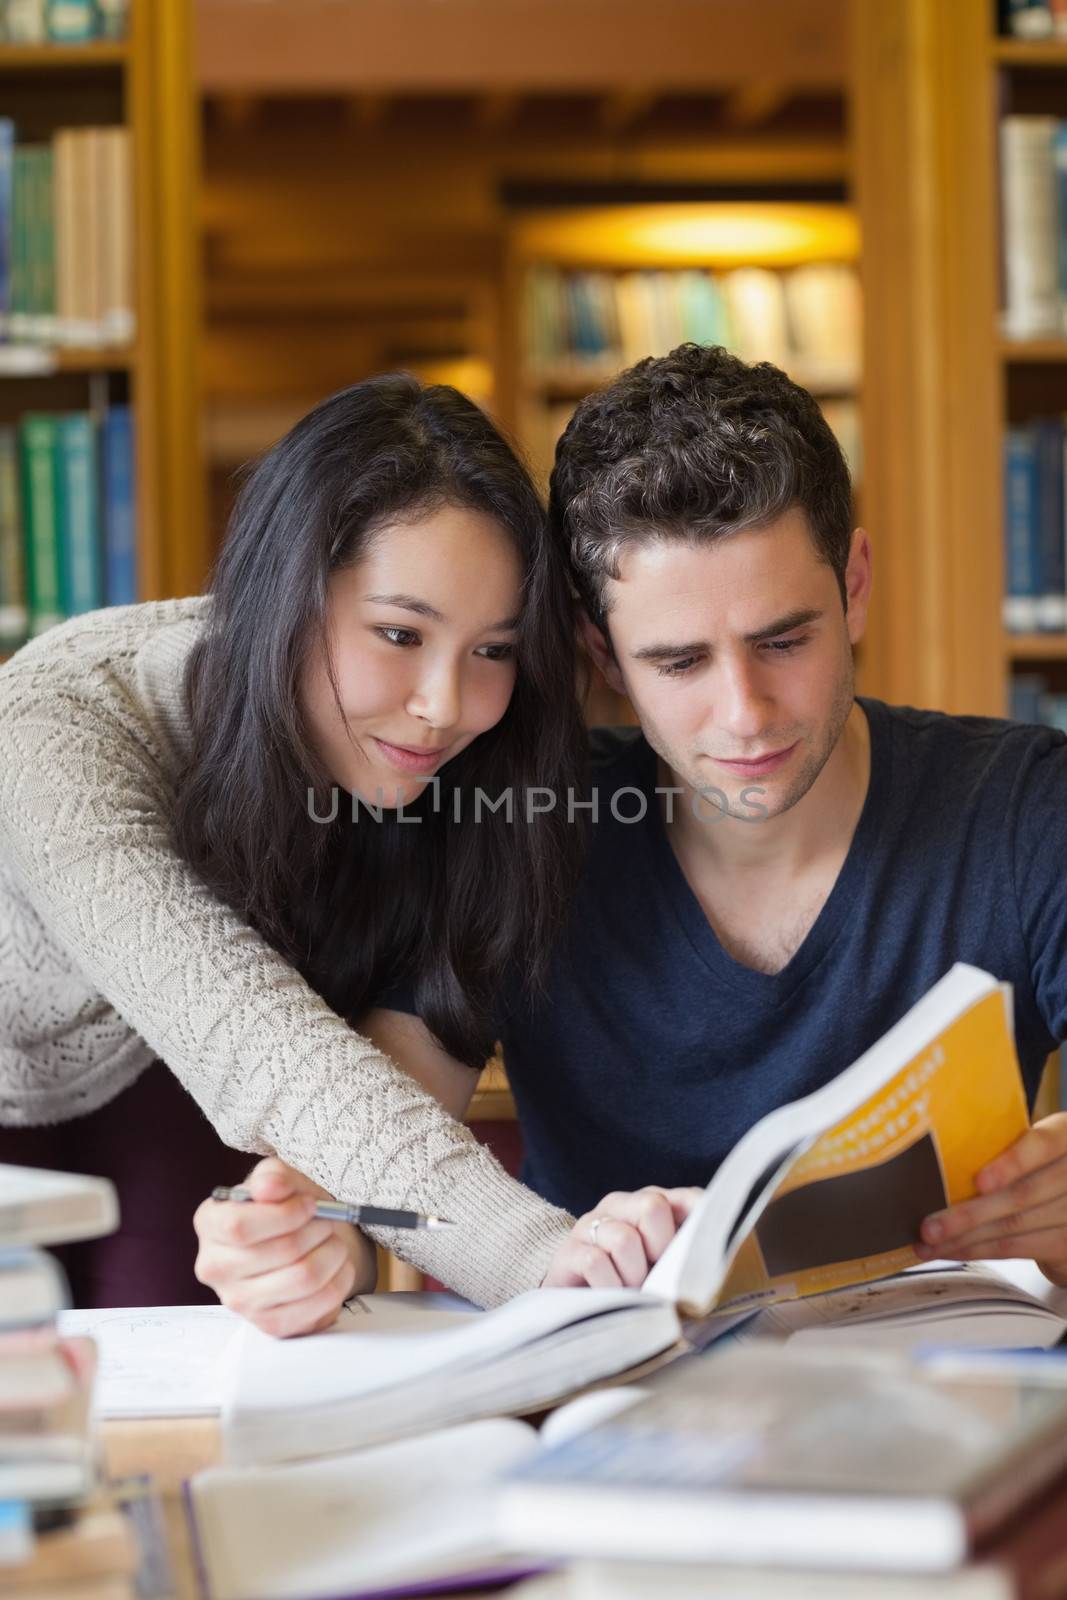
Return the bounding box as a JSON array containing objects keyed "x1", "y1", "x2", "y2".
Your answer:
[{"x1": 174, "y1": 375, "x2": 587, "y2": 1067}]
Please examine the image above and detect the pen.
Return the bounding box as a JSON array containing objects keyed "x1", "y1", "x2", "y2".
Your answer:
[{"x1": 210, "y1": 1185, "x2": 455, "y2": 1231}]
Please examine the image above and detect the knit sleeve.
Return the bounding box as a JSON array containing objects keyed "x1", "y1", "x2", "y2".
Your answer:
[{"x1": 0, "y1": 671, "x2": 573, "y2": 1307}]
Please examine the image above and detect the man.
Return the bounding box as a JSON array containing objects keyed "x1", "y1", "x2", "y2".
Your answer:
[{"x1": 197, "y1": 344, "x2": 1067, "y2": 1321}]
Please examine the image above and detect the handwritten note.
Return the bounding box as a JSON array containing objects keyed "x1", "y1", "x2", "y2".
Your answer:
[{"x1": 58, "y1": 1304, "x2": 241, "y2": 1417}]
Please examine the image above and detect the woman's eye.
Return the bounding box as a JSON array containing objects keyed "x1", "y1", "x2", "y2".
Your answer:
[
  {"x1": 476, "y1": 643, "x2": 516, "y2": 662},
  {"x1": 376, "y1": 627, "x2": 421, "y2": 648}
]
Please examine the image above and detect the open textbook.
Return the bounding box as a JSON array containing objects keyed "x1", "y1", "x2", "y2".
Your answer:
[
  {"x1": 220, "y1": 963, "x2": 1065, "y2": 1467},
  {"x1": 643, "y1": 961, "x2": 1032, "y2": 1316}
]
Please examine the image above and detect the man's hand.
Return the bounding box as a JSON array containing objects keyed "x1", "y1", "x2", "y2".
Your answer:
[
  {"x1": 542, "y1": 1186, "x2": 703, "y2": 1289},
  {"x1": 193, "y1": 1157, "x2": 377, "y2": 1337},
  {"x1": 916, "y1": 1112, "x2": 1067, "y2": 1286}
]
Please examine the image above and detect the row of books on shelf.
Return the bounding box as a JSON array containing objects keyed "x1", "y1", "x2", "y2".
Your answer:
[
  {"x1": 0, "y1": 0, "x2": 127, "y2": 42},
  {"x1": 1002, "y1": 415, "x2": 1067, "y2": 630},
  {"x1": 1003, "y1": 0, "x2": 1067, "y2": 37},
  {"x1": 0, "y1": 407, "x2": 135, "y2": 651},
  {"x1": 999, "y1": 116, "x2": 1067, "y2": 340},
  {"x1": 0, "y1": 121, "x2": 133, "y2": 353},
  {"x1": 522, "y1": 263, "x2": 861, "y2": 391},
  {"x1": 0, "y1": 1165, "x2": 146, "y2": 1597}
]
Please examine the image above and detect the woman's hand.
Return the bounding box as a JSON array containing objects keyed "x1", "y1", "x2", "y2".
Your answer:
[
  {"x1": 542, "y1": 1186, "x2": 703, "y2": 1289},
  {"x1": 193, "y1": 1157, "x2": 376, "y2": 1337}
]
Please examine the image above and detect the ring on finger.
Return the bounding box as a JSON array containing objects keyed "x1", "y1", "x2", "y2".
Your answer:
[{"x1": 589, "y1": 1216, "x2": 605, "y2": 1246}]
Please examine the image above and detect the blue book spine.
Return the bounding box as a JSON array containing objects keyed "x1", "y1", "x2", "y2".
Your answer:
[
  {"x1": 1003, "y1": 425, "x2": 1041, "y2": 632},
  {"x1": 101, "y1": 405, "x2": 136, "y2": 606},
  {"x1": 0, "y1": 1500, "x2": 31, "y2": 1568},
  {"x1": 1034, "y1": 418, "x2": 1066, "y2": 628}
]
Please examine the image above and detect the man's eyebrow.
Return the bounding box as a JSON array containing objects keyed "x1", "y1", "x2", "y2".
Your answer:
[
  {"x1": 364, "y1": 593, "x2": 520, "y2": 630},
  {"x1": 630, "y1": 608, "x2": 823, "y2": 662},
  {"x1": 742, "y1": 607, "x2": 823, "y2": 644}
]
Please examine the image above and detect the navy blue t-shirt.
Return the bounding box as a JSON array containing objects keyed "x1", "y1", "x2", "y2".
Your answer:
[{"x1": 388, "y1": 699, "x2": 1067, "y2": 1219}]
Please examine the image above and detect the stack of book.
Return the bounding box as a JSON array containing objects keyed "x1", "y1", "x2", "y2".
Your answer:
[
  {"x1": 0, "y1": 405, "x2": 135, "y2": 650},
  {"x1": 0, "y1": 1, "x2": 129, "y2": 44},
  {"x1": 1002, "y1": 415, "x2": 1067, "y2": 633},
  {"x1": 0, "y1": 1163, "x2": 140, "y2": 1597},
  {"x1": 0, "y1": 118, "x2": 134, "y2": 352}
]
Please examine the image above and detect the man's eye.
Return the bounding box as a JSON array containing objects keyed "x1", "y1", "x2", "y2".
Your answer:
[
  {"x1": 657, "y1": 656, "x2": 701, "y2": 678},
  {"x1": 376, "y1": 627, "x2": 420, "y2": 648},
  {"x1": 762, "y1": 636, "x2": 808, "y2": 654}
]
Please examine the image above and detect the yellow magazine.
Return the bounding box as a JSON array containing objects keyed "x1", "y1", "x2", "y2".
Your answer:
[{"x1": 642, "y1": 964, "x2": 1031, "y2": 1319}]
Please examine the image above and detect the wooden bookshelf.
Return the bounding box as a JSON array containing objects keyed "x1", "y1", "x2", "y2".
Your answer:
[
  {"x1": 853, "y1": 0, "x2": 1065, "y2": 1110},
  {"x1": 0, "y1": 0, "x2": 205, "y2": 639}
]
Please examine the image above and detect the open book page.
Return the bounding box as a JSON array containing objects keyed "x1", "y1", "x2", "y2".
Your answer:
[
  {"x1": 189, "y1": 1417, "x2": 543, "y2": 1600},
  {"x1": 730, "y1": 1265, "x2": 1067, "y2": 1350},
  {"x1": 645, "y1": 965, "x2": 1030, "y2": 1318}
]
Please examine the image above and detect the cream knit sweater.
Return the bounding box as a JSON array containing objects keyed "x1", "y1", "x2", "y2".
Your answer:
[{"x1": 0, "y1": 599, "x2": 574, "y2": 1306}]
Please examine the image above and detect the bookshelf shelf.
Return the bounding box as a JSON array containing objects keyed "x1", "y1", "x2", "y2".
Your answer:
[
  {"x1": 1005, "y1": 634, "x2": 1067, "y2": 661},
  {"x1": 52, "y1": 345, "x2": 135, "y2": 373},
  {"x1": 991, "y1": 39, "x2": 1067, "y2": 68},
  {"x1": 999, "y1": 337, "x2": 1067, "y2": 362},
  {"x1": 0, "y1": 345, "x2": 136, "y2": 376},
  {"x1": 0, "y1": 43, "x2": 128, "y2": 71}
]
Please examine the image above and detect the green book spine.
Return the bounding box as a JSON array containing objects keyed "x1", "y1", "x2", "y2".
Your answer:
[
  {"x1": 10, "y1": 147, "x2": 28, "y2": 340},
  {"x1": 0, "y1": 427, "x2": 27, "y2": 651},
  {"x1": 18, "y1": 414, "x2": 64, "y2": 634},
  {"x1": 37, "y1": 145, "x2": 55, "y2": 337},
  {"x1": 55, "y1": 413, "x2": 102, "y2": 615}
]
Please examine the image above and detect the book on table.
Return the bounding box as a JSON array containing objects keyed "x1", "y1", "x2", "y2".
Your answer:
[
  {"x1": 0, "y1": 1164, "x2": 117, "y2": 1249},
  {"x1": 221, "y1": 963, "x2": 1065, "y2": 1469},
  {"x1": 498, "y1": 1343, "x2": 1067, "y2": 1574}
]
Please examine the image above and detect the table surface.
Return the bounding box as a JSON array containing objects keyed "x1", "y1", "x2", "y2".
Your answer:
[{"x1": 103, "y1": 1417, "x2": 220, "y2": 1600}]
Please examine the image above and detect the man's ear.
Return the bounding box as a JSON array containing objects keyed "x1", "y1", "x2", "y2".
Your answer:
[
  {"x1": 844, "y1": 528, "x2": 873, "y2": 647},
  {"x1": 577, "y1": 609, "x2": 626, "y2": 696}
]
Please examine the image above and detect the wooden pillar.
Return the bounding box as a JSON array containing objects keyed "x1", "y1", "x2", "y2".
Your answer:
[
  {"x1": 130, "y1": 0, "x2": 208, "y2": 599},
  {"x1": 850, "y1": 0, "x2": 1002, "y2": 714}
]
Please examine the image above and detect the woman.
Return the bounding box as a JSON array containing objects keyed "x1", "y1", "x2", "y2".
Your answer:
[{"x1": 0, "y1": 375, "x2": 688, "y2": 1317}]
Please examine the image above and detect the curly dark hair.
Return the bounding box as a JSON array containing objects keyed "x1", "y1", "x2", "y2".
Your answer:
[{"x1": 548, "y1": 343, "x2": 854, "y2": 631}]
